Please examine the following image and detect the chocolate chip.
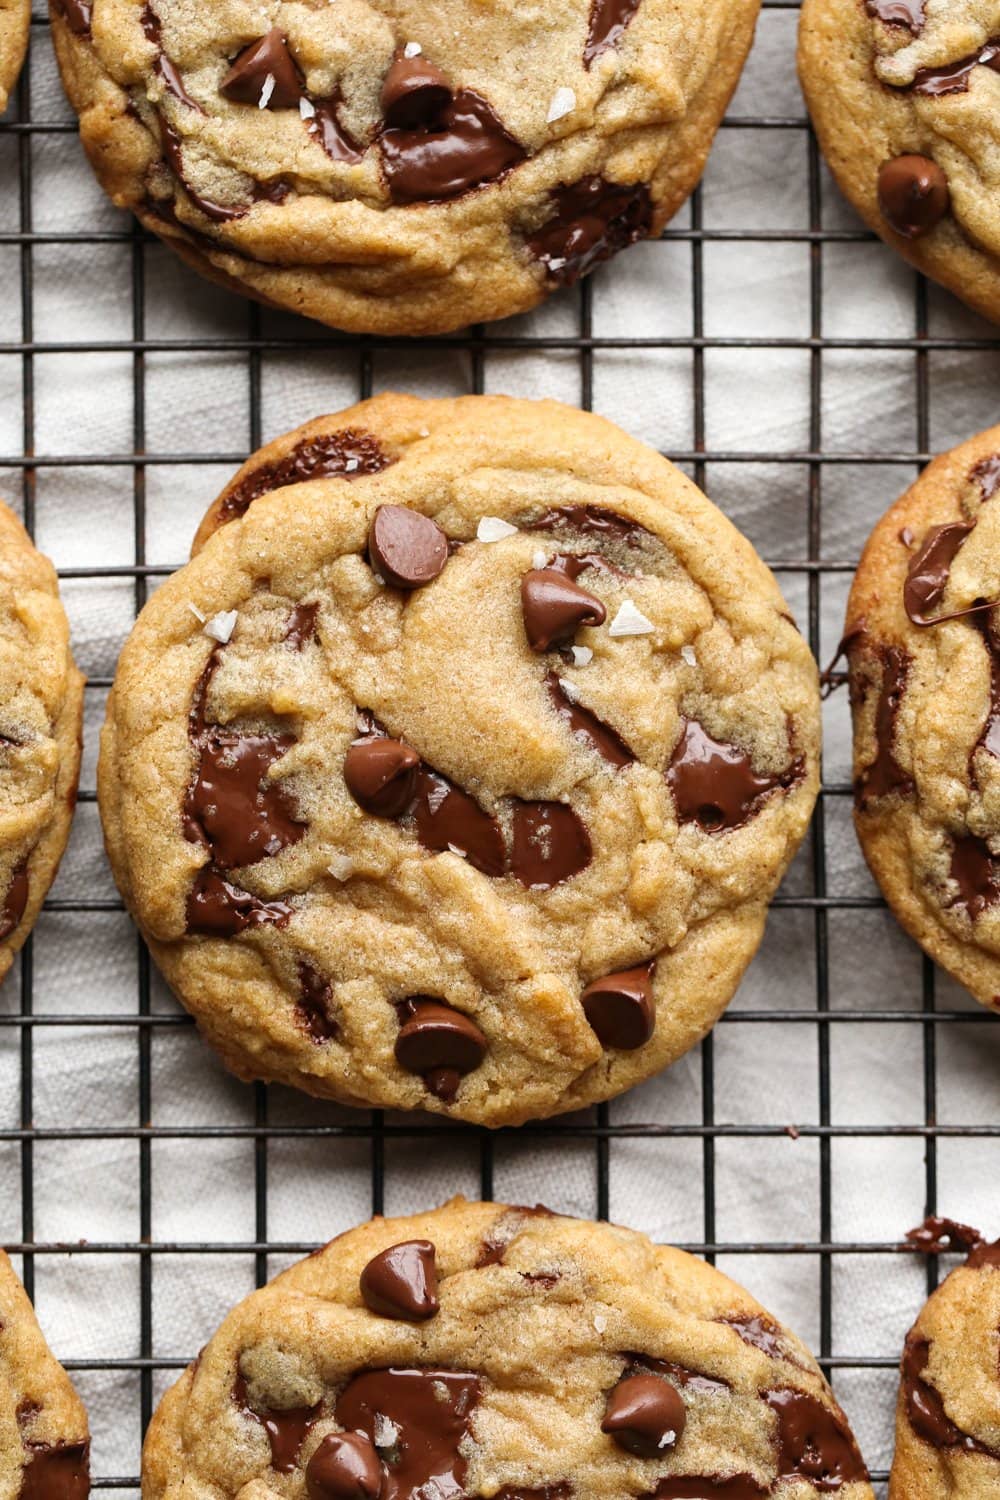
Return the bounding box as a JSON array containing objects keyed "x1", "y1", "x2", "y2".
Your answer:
[
  {"x1": 233, "y1": 1375, "x2": 320, "y2": 1472},
  {"x1": 878, "y1": 155, "x2": 950, "y2": 239},
  {"x1": 0, "y1": 859, "x2": 29, "y2": 942},
  {"x1": 285, "y1": 602, "x2": 319, "y2": 650},
  {"x1": 306, "y1": 1434, "x2": 384, "y2": 1500},
  {"x1": 531, "y1": 504, "x2": 650, "y2": 545},
  {"x1": 545, "y1": 672, "x2": 635, "y2": 768},
  {"x1": 344, "y1": 735, "x2": 420, "y2": 818},
  {"x1": 581, "y1": 963, "x2": 655, "y2": 1050},
  {"x1": 601, "y1": 1373, "x2": 686, "y2": 1458},
  {"x1": 18, "y1": 1444, "x2": 90, "y2": 1500},
  {"x1": 973, "y1": 453, "x2": 1000, "y2": 500},
  {"x1": 368, "y1": 506, "x2": 449, "y2": 590},
  {"x1": 183, "y1": 728, "x2": 304, "y2": 868},
  {"x1": 360, "y1": 1239, "x2": 439, "y2": 1321},
  {"x1": 903, "y1": 522, "x2": 973, "y2": 622},
  {"x1": 528, "y1": 177, "x2": 653, "y2": 286},
  {"x1": 395, "y1": 998, "x2": 487, "y2": 1092},
  {"x1": 766, "y1": 1388, "x2": 869, "y2": 1488},
  {"x1": 412, "y1": 768, "x2": 506, "y2": 876},
  {"x1": 221, "y1": 29, "x2": 304, "y2": 110},
  {"x1": 866, "y1": 0, "x2": 925, "y2": 28},
  {"x1": 584, "y1": 0, "x2": 642, "y2": 67},
  {"x1": 381, "y1": 91, "x2": 526, "y2": 204},
  {"x1": 335, "y1": 1370, "x2": 479, "y2": 1500},
  {"x1": 668, "y1": 719, "x2": 801, "y2": 831},
  {"x1": 186, "y1": 867, "x2": 293, "y2": 937},
  {"x1": 381, "y1": 56, "x2": 452, "y2": 130},
  {"x1": 510, "y1": 801, "x2": 592, "y2": 888},
  {"x1": 521, "y1": 568, "x2": 606, "y2": 651}
]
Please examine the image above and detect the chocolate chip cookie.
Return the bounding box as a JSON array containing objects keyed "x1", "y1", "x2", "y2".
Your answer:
[
  {"x1": 0, "y1": 1250, "x2": 90, "y2": 1500},
  {"x1": 0, "y1": 501, "x2": 84, "y2": 986},
  {"x1": 845, "y1": 427, "x2": 1000, "y2": 1012},
  {"x1": 142, "y1": 1198, "x2": 873, "y2": 1500},
  {"x1": 50, "y1": 0, "x2": 759, "y2": 335},
  {"x1": 98, "y1": 394, "x2": 820, "y2": 1126},
  {"x1": 799, "y1": 0, "x2": 1000, "y2": 324},
  {"x1": 892, "y1": 1215, "x2": 1000, "y2": 1498},
  {"x1": 0, "y1": 0, "x2": 29, "y2": 113}
]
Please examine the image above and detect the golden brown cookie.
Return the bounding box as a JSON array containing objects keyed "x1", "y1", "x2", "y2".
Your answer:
[
  {"x1": 0, "y1": 501, "x2": 84, "y2": 985},
  {"x1": 50, "y1": 0, "x2": 760, "y2": 335},
  {"x1": 892, "y1": 1216, "x2": 1000, "y2": 1499},
  {"x1": 0, "y1": 1250, "x2": 91, "y2": 1500},
  {"x1": 98, "y1": 394, "x2": 819, "y2": 1127},
  {"x1": 845, "y1": 426, "x2": 1000, "y2": 1012},
  {"x1": 799, "y1": 0, "x2": 1000, "y2": 325},
  {"x1": 0, "y1": 0, "x2": 29, "y2": 114},
  {"x1": 142, "y1": 1198, "x2": 873, "y2": 1500}
]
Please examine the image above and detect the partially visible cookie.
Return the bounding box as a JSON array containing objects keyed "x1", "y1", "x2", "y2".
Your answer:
[
  {"x1": 49, "y1": 0, "x2": 760, "y2": 335},
  {"x1": 0, "y1": 0, "x2": 29, "y2": 114},
  {"x1": 799, "y1": 0, "x2": 1000, "y2": 325},
  {"x1": 892, "y1": 1217, "x2": 1000, "y2": 1498},
  {"x1": 99, "y1": 394, "x2": 819, "y2": 1126},
  {"x1": 0, "y1": 1250, "x2": 90, "y2": 1500},
  {"x1": 845, "y1": 426, "x2": 1000, "y2": 1011},
  {"x1": 143, "y1": 1198, "x2": 873, "y2": 1500},
  {"x1": 0, "y1": 501, "x2": 84, "y2": 985}
]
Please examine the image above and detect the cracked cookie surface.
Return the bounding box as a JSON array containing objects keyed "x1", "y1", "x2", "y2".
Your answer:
[
  {"x1": 142, "y1": 1198, "x2": 872, "y2": 1500},
  {"x1": 98, "y1": 394, "x2": 819, "y2": 1126},
  {"x1": 0, "y1": 1250, "x2": 90, "y2": 1500},
  {"x1": 799, "y1": 0, "x2": 1000, "y2": 325},
  {"x1": 0, "y1": 0, "x2": 29, "y2": 114},
  {"x1": 50, "y1": 0, "x2": 759, "y2": 335},
  {"x1": 845, "y1": 426, "x2": 1000, "y2": 1012},
  {"x1": 0, "y1": 501, "x2": 84, "y2": 987}
]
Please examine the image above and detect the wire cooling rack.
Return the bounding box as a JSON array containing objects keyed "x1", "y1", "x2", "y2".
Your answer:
[{"x1": 3, "y1": 3, "x2": 1000, "y2": 1496}]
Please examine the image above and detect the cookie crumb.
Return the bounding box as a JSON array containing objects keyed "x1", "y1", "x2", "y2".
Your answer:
[{"x1": 609, "y1": 600, "x2": 654, "y2": 637}]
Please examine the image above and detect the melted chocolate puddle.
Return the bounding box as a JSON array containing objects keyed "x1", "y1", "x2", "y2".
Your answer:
[
  {"x1": 412, "y1": 766, "x2": 506, "y2": 877},
  {"x1": 904, "y1": 523, "x2": 974, "y2": 624},
  {"x1": 667, "y1": 719, "x2": 801, "y2": 831},
  {"x1": 527, "y1": 179, "x2": 653, "y2": 286},
  {"x1": 909, "y1": 40, "x2": 1000, "y2": 95},
  {"x1": 718, "y1": 1314, "x2": 788, "y2": 1360},
  {"x1": 381, "y1": 91, "x2": 526, "y2": 203},
  {"x1": 545, "y1": 672, "x2": 634, "y2": 768},
  {"x1": 233, "y1": 1374, "x2": 320, "y2": 1471},
  {"x1": 584, "y1": 0, "x2": 643, "y2": 66},
  {"x1": 764, "y1": 1387, "x2": 868, "y2": 1489},
  {"x1": 948, "y1": 833, "x2": 1000, "y2": 918},
  {"x1": 866, "y1": 0, "x2": 925, "y2": 28},
  {"x1": 334, "y1": 1368, "x2": 480, "y2": 1500},
  {"x1": 220, "y1": 429, "x2": 392, "y2": 522},
  {"x1": 19, "y1": 1442, "x2": 90, "y2": 1500}
]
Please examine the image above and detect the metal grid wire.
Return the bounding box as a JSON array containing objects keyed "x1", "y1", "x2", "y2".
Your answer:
[{"x1": 3, "y1": 2, "x2": 1000, "y2": 1496}]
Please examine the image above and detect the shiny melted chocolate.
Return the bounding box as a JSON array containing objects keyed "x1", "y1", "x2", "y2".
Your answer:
[
  {"x1": 233, "y1": 1374, "x2": 320, "y2": 1471},
  {"x1": 903, "y1": 523, "x2": 973, "y2": 624},
  {"x1": 948, "y1": 833, "x2": 1000, "y2": 918},
  {"x1": 530, "y1": 505, "x2": 650, "y2": 546},
  {"x1": 296, "y1": 961, "x2": 338, "y2": 1042},
  {"x1": 901, "y1": 1333, "x2": 997, "y2": 1454},
  {"x1": 50, "y1": 0, "x2": 91, "y2": 36},
  {"x1": 667, "y1": 720, "x2": 801, "y2": 831},
  {"x1": 334, "y1": 1368, "x2": 480, "y2": 1500},
  {"x1": 528, "y1": 178, "x2": 653, "y2": 286},
  {"x1": 381, "y1": 91, "x2": 526, "y2": 203},
  {"x1": 18, "y1": 1442, "x2": 90, "y2": 1500},
  {"x1": 904, "y1": 1215, "x2": 984, "y2": 1256},
  {"x1": 545, "y1": 672, "x2": 635, "y2": 768},
  {"x1": 910, "y1": 40, "x2": 1000, "y2": 95},
  {"x1": 855, "y1": 646, "x2": 913, "y2": 807},
  {"x1": 866, "y1": 0, "x2": 925, "y2": 27},
  {"x1": 220, "y1": 429, "x2": 392, "y2": 522},
  {"x1": 584, "y1": 0, "x2": 643, "y2": 66},
  {"x1": 0, "y1": 859, "x2": 29, "y2": 942},
  {"x1": 142, "y1": 5, "x2": 203, "y2": 113},
  {"x1": 764, "y1": 1387, "x2": 869, "y2": 1489}
]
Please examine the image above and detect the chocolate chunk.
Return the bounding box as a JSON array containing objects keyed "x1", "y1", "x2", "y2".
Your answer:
[
  {"x1": 655, "y1": 1478, "x2": 766, "y2": 1499},
  {"x1": 855, "y1": 646, "x2": 913, "y2": 807},
  {"x1": 395, "y1": 998, "x2": 487, "y2": 1094},
  {"x1": 718, "y1": 1314, "x2": 787, "y2": 1360},
  {"x1": 901, "y1": 1333, "x2": 997, "y2": 1453},
  {"x1": 973, "y1": 453, "x2": 1000, "y2": 499},
  {"x1": 234, "y1": 1375, "x2": 320, "y2": 1472},
  {"x1": 668, "y1": 719, "x2": 800, "y2": 831},
  {"x1": 142, "y1": 6, "x2": 203, "y2": 113},
  {"x1": 334, "y1": 1369, "x2": 480, "y2": 1500},
  {"x1": 531, "y1": 505, "x2": 650, "y2": 546},
  {"x1": 412, "y1": 768, "x2": 506, "y2": 876},
  {"x1": 866, "y1": 0, "x2": 925, "y2": 27},
  {"x1": 221, "y1": 430, "x2": 392, "y2": 523},
  {"x1": 19, "y1": 1443, "x2": 90, "y2": 1500},
  {"x1": 360, "y1": 1240, "x2": 439, "y2": 1321},
  {"x1": 381, "y1": 91, "x2": 526, "y2": 203},
  {"x1": 528, "y1": 177, "x2": 653, "y2": 286},
  {"x1": 949, "y1": 833, "x2": 1000, "y2": 918},
  {"x1": 903, "y1": 522, "x2": 972, "y2": 622},
  {"x1": 0, "y1": 860, "x2": 29, "y2": 942},
  {"x1": 903, "y1": 1215, "x2": 984, "y2": 1256},
  {"x1": 50, "y1": 0, "x2": 91, "y2": 36},
  {"x1": 878, "y1": 156, "x2": 950, "y2": 239},
  {"x1": 307, "y1": 99, "x2": 364, "y2": 163},
  {"x1": 186, "y1": 867, "x2": 293, "y2": 937},
  {"x1": 510, "y1": 801, "x2": 592, "y2": 888},
  {"x1": 545, "y1": 673, "x2": 635, "y2": 767},
  {"x1": 584, "y1": 0, "x2": 642, "y2": 66},
  {"x1": 602, "y1": 1373, "x2": 686, "y2": 1458},
  {"x1": 581, "y1": 962, "x2": 655, "y2": 1050},
  {"x1": 521, "y1": 569, "x2": 606, "y2": 651},
  {"x1": 184, "y1": 729, "x2": 304, "y2": 868},
  {"x1": 911, "y1": 41, "x2": 1000, "y2": 95},
  {"x1": 345, "y1": 736, "x2": 420, "y2": 819},
  {"x1": 296, "y1": 961, "x2": 338, "y2": 1042},
  {"x1": 765, "y1": 1388, "x2": 869, "y2": 1488},
  {"x1": 306, "y1": 1433, "x2": 383, "y2": 1500},
  {"x1": 221, "y1": 29, "x2": 304, "y2": 110},
  {"x1": 381, "y1": 56, "x2": 452, "y2": 130},
  {"x1": 966, "y1": 1238, "x2": 1000, "y2": 1268},
  {"x1": 285, "y1": 602, "x2": 319, "y2": 650},
  {"x1": 368, "y1": 506, "x2": 449, "y2": 590}
]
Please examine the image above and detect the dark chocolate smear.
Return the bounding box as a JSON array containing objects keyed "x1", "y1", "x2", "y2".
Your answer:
[
  {"x1": 233, "y1": 1374, "x2": 319, "y2": 1472},
  {"x1": 221, "y1": 30, "x2": 303, "y2": 110},
  {"x1": 902, "y1": 1333, "x2": 998, "y2": 1454},
  {"x1": 183, "y1": 726, "x2": 303, "y2": 868},
  {"x1": 510, "y1": 800, "x2": 592, "y2": 888},
  {"x1": 949, "y1": 833, "x2": 1000, "y2": 918},
  {"x1": 855, "y1": 645, "x2": 913, "y2": 807},
  {"x1": 381, "y1": 90, "x2": 526, "y2": 203},
  {"x1": 334, "y1": 1368, "x2": 480, "y2": 1500},
  {"x1": 186, "y1": 867, "x2": 293, "y2": 936},
  {"x1": 305, "y1": 1432, "x2": 383, "y2": 1500},
  {"x1": 531, "y1": 504, "x2": 650, "y2": 546},
  {"x1": 50, "y1": 0, "x2": 92, "y2": 38},
  {"x1": 284, "y1": 602, "x2": 319, "y2": 650},
  {"x1": 0, "y1": 860, "x2": 29, "y2": 942},
  {"x1": 866, "y1": 0, "x2": 925, "y2": 28},
  {"x1": 966, "y1": 1237, "x2": 1000, "y2": 1268},
  {"x1": 910, "y1": 40, "x2": 1000, "y2": 96},
  {"x1": 668, "y1": 719, "x2": 801, "y2": 831},
  {"x1": 904, "y1": 522, "x2": 973, "y2": 624},
  {"x1": 412, "y1": 767, "x2": 506, "y2": 877},
  {"x1": 221, "y1": 429, "x2": 391, "y2": 522},
  {"x1": 765, "y1": 1387, "x2": 869, "y2": 1489},
  {"x1": 360, "y1": 1240, "x2": 439, "y2": 1322},
  {"x1": 973, "y1": 454, "x2": 1000, "y2": 499},
  {"x1": 528, "y1": 177, "x2": 653, "y2": 286},
  {"x1": 903, "y1": 1215, "x2": 985, "y2": 1256},
  {"x1": 307, "y1": 98, "x2": 364, "y2": 163},
  {"x1": 142, "y1": 6, "x2": 203, "y2": 113},
  {"x1": 296, "y1": 961, "x2": 338, "y2": 1042},
  {"x1": 18, "y1": 1443, "x2": 90, "y2": 1500},
  {"x1": 633, "y1": 1354, "x2": 730, "y2": 1396},
  {"x1": 718, "y1": 1314, "x2": 788, "y2": 1360},
  {"x1": 971, "y1": 609, "x2": 1000, "y2": 768},
  {"x1": 585, "y1": 0, "x2": 643, "y2": 66},
  {"x1": 545, "y1": 672, "x2": 635, "y2": 768}
]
